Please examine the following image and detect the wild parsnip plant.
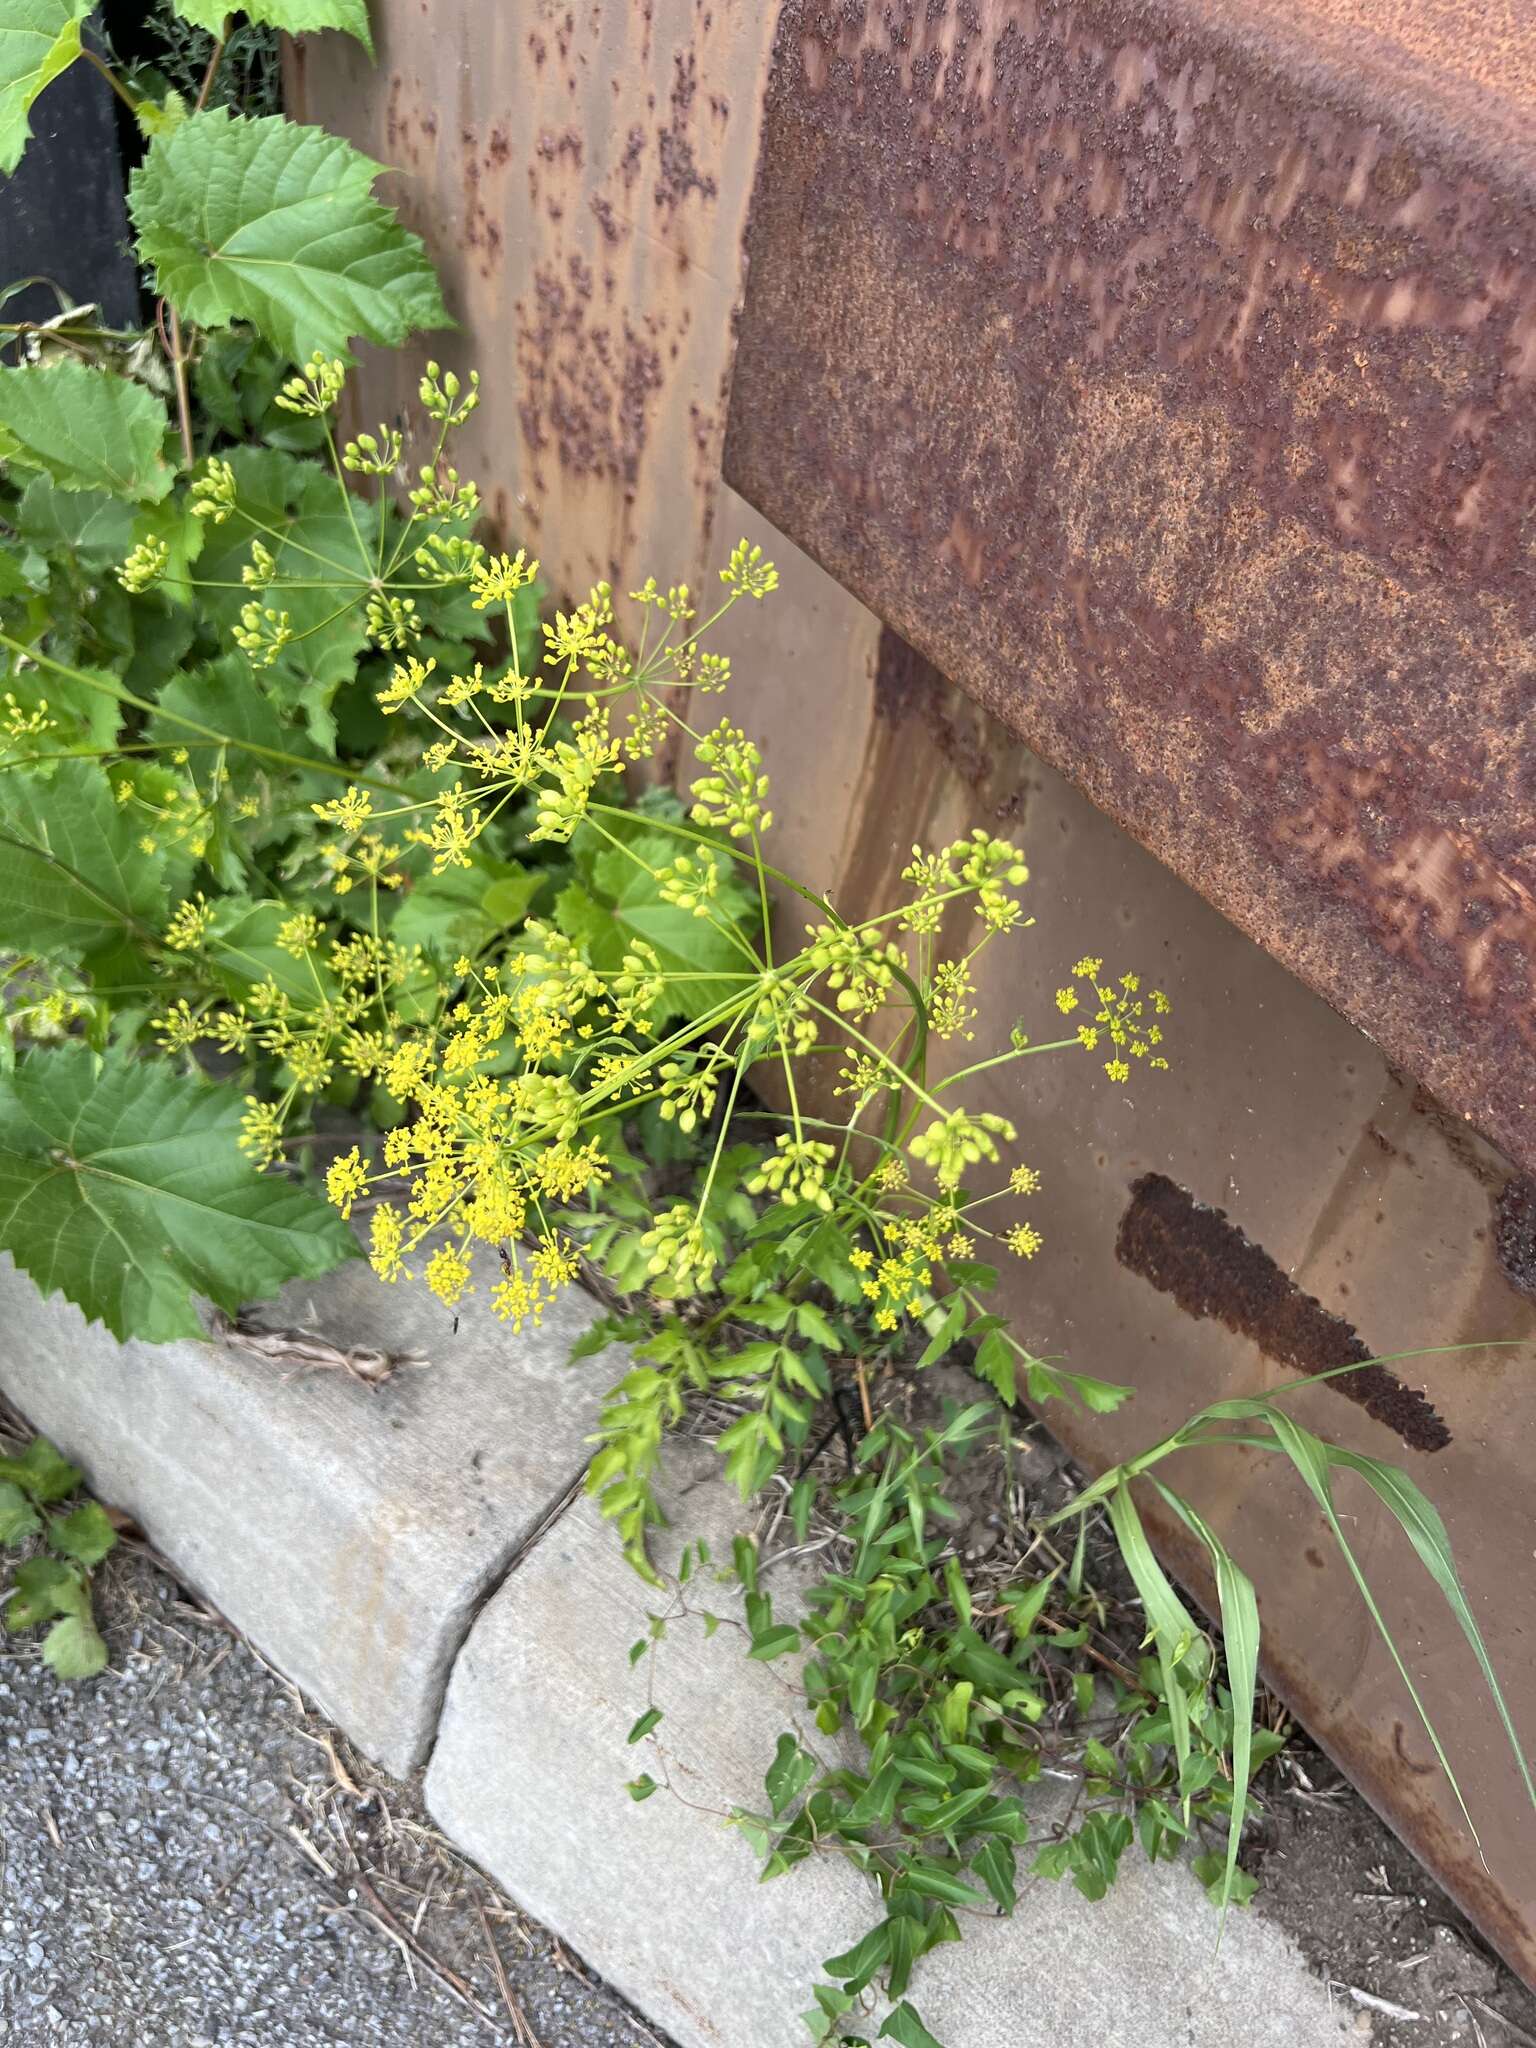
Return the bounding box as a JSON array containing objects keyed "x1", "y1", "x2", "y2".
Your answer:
[{"x1": 0, "y1": 11, "x2": 1528, "y2": 2043}]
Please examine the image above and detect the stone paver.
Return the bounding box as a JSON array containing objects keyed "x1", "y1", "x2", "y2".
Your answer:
[
  {"x1": 427, "y1": 1444, "x2": 1359, "y2": 2048},
  {"x1": 0, "y1": 1250, "x2": 614, "y2": 1774}
]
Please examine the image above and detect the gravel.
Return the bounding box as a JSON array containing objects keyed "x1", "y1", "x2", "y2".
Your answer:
[{"x1": 0, "y1": 1547, "x2": 671, "y2": 2048}]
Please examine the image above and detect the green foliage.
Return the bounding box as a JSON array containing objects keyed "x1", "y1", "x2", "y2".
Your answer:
[
  {"x1": 0, "y1": 1433, "x2": 115, "y2": 1677},
  {"x1": 0, "y1": 361, "x2": 176, "y2": 503},
  {"x1": 0, "y1": 759, "x2": 172, "y2": 960},
  {"x1": 129, "y1": 110, "x2": 450, "y2": 364},
  {"x1": 171, "y1": 0, "x2": 372, "y2": 49},
  {"x1": 0, "y1": 0, "x2": 89, "y2": 172},
  {"x1": 0, "y1": 1044, "x2": 357, "y2": 1341}
]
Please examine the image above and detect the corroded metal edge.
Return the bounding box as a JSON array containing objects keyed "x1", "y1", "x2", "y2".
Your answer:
[{"x1": 724, "y1": 0, "x2": 1536, "y2": 1175}]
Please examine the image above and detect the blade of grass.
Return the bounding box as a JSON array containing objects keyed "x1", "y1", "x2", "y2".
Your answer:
[
  {"x1": 1328, "y1": 1445, "x2": 1536, "y2": 1817},
  {"x1": 1255, "y1": 1404, "x2": 1485, "y2": 1855},
  {"x1": 1150, "y1": 1478, "x2": 1259, "y2": 1926},
  {"x1": 1105, "y1": 1481, "x2": 1206, "y2": 1793}
]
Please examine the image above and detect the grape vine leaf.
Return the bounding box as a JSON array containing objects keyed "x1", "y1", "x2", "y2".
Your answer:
[
  {"x1": 0, "y1": 360, "x2": 176, "y2": 503},
  {"x1": 171, "y1": 0, "x2": 372, "y2": 47},
  {"x1": 0, "y1": 1043, "x2": 359, "y2": 1343},
  {"x1": 555, "y1": 830, "x2": 755, "y2": 1024},
  {"x1": 0, "y1": 760, "x2": 169, "y2": 962},
  {"x1": 0, "y1": 0, "x2": 90, "y2": 174},
  {"x1": 128, "y1": 109, "x2": 450, "y2": 364}
]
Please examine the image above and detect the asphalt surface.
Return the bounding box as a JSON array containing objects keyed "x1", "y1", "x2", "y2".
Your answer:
[{"x1": 0, "y1": 1548, "x2": 667, "y2": 2048}]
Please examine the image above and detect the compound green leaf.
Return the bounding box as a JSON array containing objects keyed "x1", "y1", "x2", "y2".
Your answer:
[
  {"x1": 0, "y1": 760, "x2": 170, "y2": 961},
  {"x1": 129, "y1": 109, "x2": 449, "y2": 364},
  {"x1": 0, "y1": 1042, "x2": 359, "y2": 1343},
  {"x1": 171, "y1": 0, "x2": 372, "y2": 48},
  {"x1": 0, "y1": 360, "x2": 175, "y2": 502},
  {"x1": 0, "y1": 0, "x2": 90, "y2": 174}
]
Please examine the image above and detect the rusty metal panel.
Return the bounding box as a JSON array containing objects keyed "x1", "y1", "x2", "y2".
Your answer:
[
  {"x1": 294, "y1": 0, "x2": 1536, "y2": 1993},
  {"x1": 724, "y1": 0, "x2": 1536, "y2": 1178}
]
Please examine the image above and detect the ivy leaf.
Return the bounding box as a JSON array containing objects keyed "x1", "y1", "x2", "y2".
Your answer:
[
  {"x1": 171, "y1": 0, "x2": 372, "y2": 48},
  {"x1": 879, "y1": 2001, "x2": 946, "y2": 2048},
  {"x1": 41, "y1": 1608, "x2": 108, "y2": 1679},
  {"x1": 0, "y1": 0, "x2": 90, "y2": 174},
  {"x1": 0, "y1": 1043, "x2": 359, "y2": 1343},
  {"x1": 765, "y1": 1733, "x2": 818, "y2": 1818},
  {"x1": 0, "y1": 361, "x2": 175, "y2": 502},
  {"x1": 129, "y1": 109, "x2": 450, "y2": 364},
  {"x1": 0, "y1": 760, "x2": 169, "y2": 963}
]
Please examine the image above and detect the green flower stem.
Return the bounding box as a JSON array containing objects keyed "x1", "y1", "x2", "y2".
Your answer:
[{"x1": 0, "y1": 633, "x2": 401, "y2": 795}]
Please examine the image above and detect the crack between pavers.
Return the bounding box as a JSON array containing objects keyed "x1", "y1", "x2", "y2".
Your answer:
[{"x1": 418, "y1": 1457, "x2": 592, "y2": 1772}]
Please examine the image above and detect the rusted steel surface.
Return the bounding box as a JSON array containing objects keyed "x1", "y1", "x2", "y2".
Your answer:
[
  {"x1": 724, "y1": 0, "x2": 1536, "y2": 1178},
  {"x1": 294, "y1": 0, "x2": 1536, "y2": 1992}
]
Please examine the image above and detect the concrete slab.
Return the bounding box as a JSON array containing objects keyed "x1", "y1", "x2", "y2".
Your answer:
[
  {"x1": 427, "y1": 1444, "x2": 1359, "y2": 2048},
  {"x1": 0, "y1": 1249, "x2": 614, "y2": 1775}
]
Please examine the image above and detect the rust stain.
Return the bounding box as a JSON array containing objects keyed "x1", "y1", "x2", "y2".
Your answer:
[
  {"x1": 1117, "y1": 1172, "x2": 1452, "y2": 1451},
  {"x1": 515, "y1": 257, "x2": 664, "y2": 502},
  {"x1": 724, "y1": 0, "x2": 1536, "y2": 1175}
]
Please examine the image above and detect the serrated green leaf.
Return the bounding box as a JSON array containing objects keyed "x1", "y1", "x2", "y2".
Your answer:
[
  {"x1": 4, "y1": 1553, "x2": 76, "y2": 1628},
  {"x1": 0, "y1": 0, "x2": 91, "y2": 174},
  {"x1": 972, "y1": 1328, "x2": 1016, "y2": 1406},
  {"x1": 129, "y1": 110, "x2": 449, "y2": 364},
  {"x1": 392, "y1": 851, "x2": 543, "y2": 961},
  {"x1": 0, "y1": 760, "x2": 170, "y2": 962},
  {"x1": 171, "y1": 0, "x2": 372, "y2": 48},
  {"x1": 41, "y1": 1609, "x2": 106, "y2": 1678},
  {"x1": 556, "y1": 830, "x2": 755, "y2": 1023},
  {"x1": 13, "y1": 476, "x2": 134, "y2": 566},
  {"x1": 189, "y1": 444, "x2": 373, "y2": 732},
  {"x1": 0, "y1": 1043, "x2": 359, "y2": 1342},
  {"x1": 48, "y1": 1500, "x2": 116, "y2": 1568},
  {"x1": 0, "y1": 361, "x2": 175, "y2": 502},
  {"x1": 0, "y1": 1434, "x2": 80, "y2": 1502},
  {"x1": 0, "y1": 1480, "x2": 40, "y2": 1544}
]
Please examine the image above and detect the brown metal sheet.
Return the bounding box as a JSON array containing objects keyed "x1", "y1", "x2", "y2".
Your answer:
[{"x1": 723, "y1": 0, "x2": 1536, "y2": 1177}]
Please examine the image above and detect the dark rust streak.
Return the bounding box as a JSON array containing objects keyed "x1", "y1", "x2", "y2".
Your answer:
[{"x1": 1116, "y1": 1172, "x2": 1451, "y2": 1451}]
